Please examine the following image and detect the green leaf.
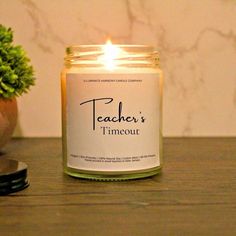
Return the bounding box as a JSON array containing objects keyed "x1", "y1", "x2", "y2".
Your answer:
[{"x1": 0, "y1": 24, "x2": 35, "y2": 98}]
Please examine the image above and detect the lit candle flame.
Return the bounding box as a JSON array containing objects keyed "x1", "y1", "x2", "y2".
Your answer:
[{"x1": 100, "y1": 40, "x2": 122, "y2": 70}]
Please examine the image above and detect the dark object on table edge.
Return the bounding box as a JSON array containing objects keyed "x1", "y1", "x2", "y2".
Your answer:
[{"x1": 0, "y1": 158, "x2": 29, "y2": 195}]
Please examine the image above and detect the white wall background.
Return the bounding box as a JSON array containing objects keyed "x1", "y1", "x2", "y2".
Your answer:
[{"x1": 0, "y1": 0, "x2": 236, "y2": 137}]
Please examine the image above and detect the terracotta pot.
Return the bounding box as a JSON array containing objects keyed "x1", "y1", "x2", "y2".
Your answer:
[{"x1": 0, "y1": 98, "x2": 17, "y2": 150}]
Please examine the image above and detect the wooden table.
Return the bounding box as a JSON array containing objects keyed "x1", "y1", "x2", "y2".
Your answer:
[{"x1": 0, "y1": 138, "x2": 236, "y2": 236}]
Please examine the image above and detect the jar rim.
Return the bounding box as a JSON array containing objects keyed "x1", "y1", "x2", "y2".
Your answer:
[
  {"x1": 66, "y1": 45, "x2": 157, "y2": 55},
  {"x1": 66, "y1": 44, "x2": 156, "y2": 49},
  {"x1": 65, "y1": 45, "x2": 159, "y2": 68}
]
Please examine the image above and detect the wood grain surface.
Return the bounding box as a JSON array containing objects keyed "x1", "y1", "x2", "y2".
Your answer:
[{"x1": 0, "y1": 138, "x2": 236, "y2": 236}]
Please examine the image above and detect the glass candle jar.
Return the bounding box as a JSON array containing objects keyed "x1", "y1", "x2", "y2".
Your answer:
[{"x1": 61, "y1": 43, "x2": 163, "y2": 181}]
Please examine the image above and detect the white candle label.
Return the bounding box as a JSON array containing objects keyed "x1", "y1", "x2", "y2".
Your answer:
[{"x1": 66, "y1": 73, "x2": 160, "y2": 171}]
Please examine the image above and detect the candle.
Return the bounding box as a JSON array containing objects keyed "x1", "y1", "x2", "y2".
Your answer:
[{"x1": 61, "y1": 41, "x2": 163, "y2": 180}]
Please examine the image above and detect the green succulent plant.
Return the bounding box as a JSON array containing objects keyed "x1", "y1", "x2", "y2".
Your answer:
[{"x1": 0, "y1": 24, "x2": 35, "y2": 99}]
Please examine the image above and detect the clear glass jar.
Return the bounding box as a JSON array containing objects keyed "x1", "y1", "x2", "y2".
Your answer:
[{"x1": 61, "y1": 44, "x2": 163, "y2": 181}]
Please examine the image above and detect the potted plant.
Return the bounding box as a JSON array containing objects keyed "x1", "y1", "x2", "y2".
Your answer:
[{"x1": 0, "y1": 24, "x2": 35, "y2": 149}]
